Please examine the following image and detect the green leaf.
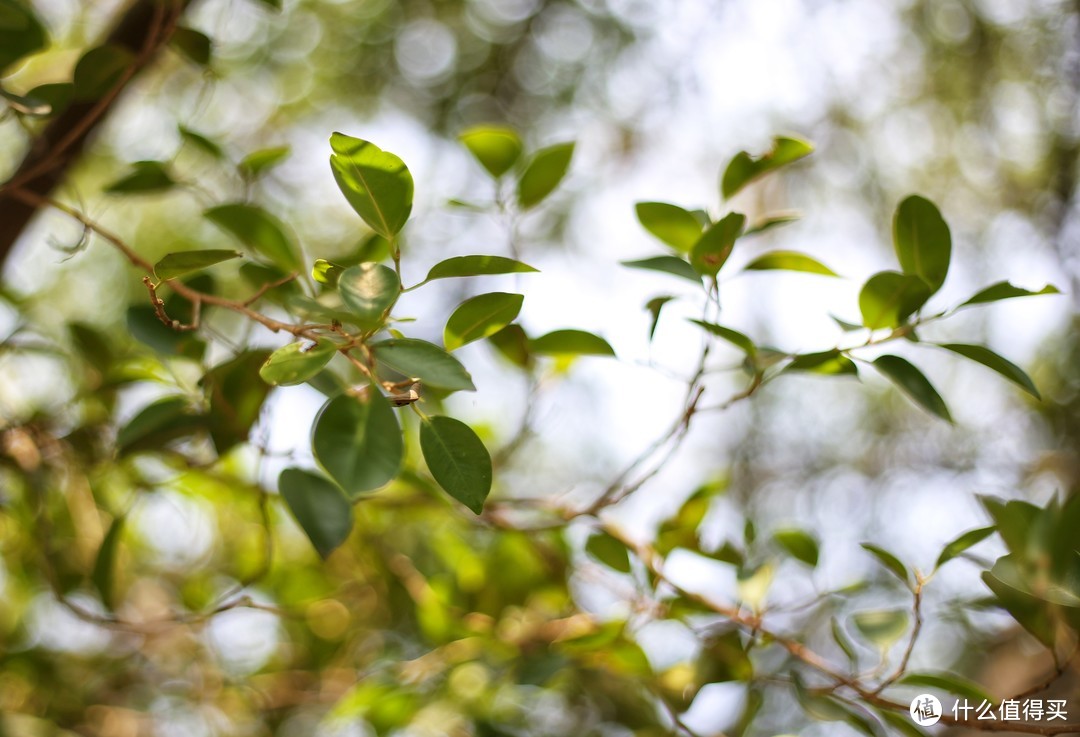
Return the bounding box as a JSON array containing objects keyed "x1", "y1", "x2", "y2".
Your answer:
[
  {"x1": 487, "y1": 324, "x2": 531, "y2": 369},
  {"x1": 852, "y1": 609, "x2": 909, "y2": 649},
  {"x1": 0, "y1": 0, "x2": 47, "y2": 73},
  {"x1": 898, "y1": 673, "x2": 994, "y2": 704},
  {"x1": 743, "y1": 251, "x2": 838, "y2": 277},
  {"x1": 873, "y1": 355, "x2": 952, "y2": 422},
  {"x1": 877, "y1": 710, "x2": 930, "y2": 737},
  {"x1": 422, "y1": 255, "x2": 538, "y2": 284},
  {"x1": 419, "y1": 416, "x2": 493, "y2": 514},
  {"x1": 259, "y1": 340, "x2": 337, "y2": 386},
  {"x1": 893, "y1": 195, "x2": 951, "y2": 293},
  {"x1": 530, "y1": 329, "x2": 615, "y2": 357},
  {"x1": 960, "y1": 281, "x2": 1061, "y2": 307},
  {"x1": 784, "y1": 350, "x2": 858, "y2": 376},
  {"x1": 744, "y1": 213, "x2": 800, "y2": 236},
  {"x1": 773, "y1": 529, "x2": 819, "y2": 567},
  {"x1": 831, "y1": 314, "x2": 864, "y2": 332},
  {"x1": 73, "y1": 45, "x2": 135, "y2": 100},
  {"x1": 278, "y1": 468, "x2": 353, "y2": 559},
  {"x1": 459, "y1": 125, "x2": 523, "y2": 178},
  {"x1": 312, "y1": 258, "x2": 345, "y2": 287},
  {"x1": 338, "y1": 263, "x2": 400, "y2": 327},
  {"x1": 860, "y1": 542, "x2": 910, "y2": 585},
  {"x1": 239, "y1": 145, "x2": 291, "y2": 178},
  {"x1": 690, "y1": 212, "x2": 746, "y2": 277},
  {"x1": 104, "y1": 161, "x2": 176, "y2": 194},
  {"x1": 620, "y1": 255, "x2": 701, "y2": 283},
  {"x1": 517, "y1": 142, "x2": 575, "y2": 209},
  {"x1": 936, "y1": 343, "x2": 1040, "y2": 399},
  {"x1": 831, "y1": 618, "x2": 858, "y2": 667},
  {"x1": 935, "y1": 525, "x2": 996, "y2": 570},
  {"x1": 645, "y1": 296, "x2": 675, "y2": 341},
  {"x1": 205, "y1": 203, "x2": 301, "y2": 273},
  {"x1": 329, "y1": 133, "x2": 414, "y2": 239},
  {"x1": 687, "y1": 319, "x2": 756, "y2": 355},
  {"x1": 586, "y1": 532, "x2": 632, "y2": 573},
  {"x1": 117, "y1": 396, "x2": 203, "y2": 454},
  {"x1": 92, "y1": 516, "x2": 125, "y2": 611},
  {"x1": 0, "y1": 86, "x2": 50, "y2": 115},
  {"x1": 721, "y1": 135, "x2": 814, "y2": 199},
  {"x1": 370, "y1": 339, "x2": 476, "y2": 392},
  {"x1": 178, "y1": 125, "x2": 223, "y2": 158},
  {"x1": 171, "y1": 26, "x2": 212, "y2": 66},
  {"x1": 203, "y1": 351, "x2": 274, "y2": 454},
  {"x1": 444, "y1": 292, "x2": 523, "y2": 351},
  {"x1": 312, "y1": 391, "x2": 403, "y2": 496},
  {"x1": 22, "y1": 83, "x2": 73, "y2": 116},
  {"x1": 634, "y1": 202, "x2": 703, "y2": 252},
  {"x1": 253, "y1": 0, "x2": 282, "y2": 9},
  {"x1": 154, "y1": 249, "x2": 240, "y2": 281},
  {"x1": 858, "y1": 271, "x2": 932, "y2": 330}
]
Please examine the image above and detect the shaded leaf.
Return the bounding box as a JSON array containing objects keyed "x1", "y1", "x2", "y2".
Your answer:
[
  {"x1": 773, "y1": 528, "x2": 819, "y2": 567},
  {"x1": 487, "y1": 324, "x2": 531, "y2": 369},
  {"x1": 116, "y1": 396, "x2": 202, "y2": 454},
  {"x1": 744, "y1": 213, "x2": 800, "y2": 236},
  {"x1": 444, "y1": 292, "x2": 523, "y2": 351},
  {"x1": 691, "y1": 212, "x2": 746, "y2": 277},
  {"x1": 935, "y1": 525, "x2": 996, "y2": 570},
  {"x1": 92, "y1": 516, "x2": 125, "y2": 611},
  {"x1": 202, "y1": 351, "x2": 273, "y2": 454},
  {"x1": 370, "y1": 338, "x2": 476, "y2": 391},
  {"x1": 898, "y1": 673, "x2": 994, "y2": 704},
  {"x1": 858, "y1": 271, "x2": 932, "y2": 330},
  {"x1": 530, "y1": 329, "x2": 615, "y2": 357},
  {"x1": 852, "y1": 609, "x2": 909, "y2": 649},
  {"x1": 259, "y1": 340, "x2": 337, "y2": 386},
  {"x1": 586, "y1": 531, "x2": 632, "y2": 573},
  {"x1": 893, "y1": 195, "x2": 951, "y2": 293},
  {"x1": 743, "y1": 250, "x2": 837, "y2": 277},
  {"x1": 104, "y1": 161, "x2": 175, "y2": 194},
  {"x1": 721, "y1": 135, "x2": 814, "y2": 199},
  {"x1": 330, "y1": 132, "x2": 414, "y2": 238},
  {"x1": 338, "y1": 263, "x2": 400, "y2": 327},
  {"x1": 687, "y1": 319, "x2": 756, "y2": 355},
  {"x1": 73, "y1": 45, "x2": 135, "y2": 100},
  {"x1": 635, "y1": 201, "x2": 703, "y2": 252},
  {"x1": 873, "y1": 355, "x2": 952, "y2": 422},
  {"x1": 23, "y1": 82, "x2": 73, "y2": 116},
  {"x1": 937, "y1": 343, "x2": 1040, "y2": 399},
  {"x1": 0, "y1": 0, "x2": 47, "y2": 72},
  {"x1": 459, "y1": 125, "x2": 523, "y2": 178},
  {"x1": 178, "y1": 125, "x2": 223, "y2": 158},
  {"x1": 860, "y1": 542, "x2": 910, "y2": 585},
  {"x1": 420, "y1": 416, "x2": 492, "y2": 514},
  {"x1": 960, "y1": 281, "x2": 1061, "y2": 307},
  {"x1": 171, "y1": 26, "x2": 211, "y2": 66},
  {"x1": 517, "y1": 142, "x2": 574, "y2": 208},
  {"x1": 422, "y1": 255, "x2": 537, "y2": 284},
  {"x1": 154, "y1": 249, "x2": 240, "y2": 281},
  {"x1": 784, "y1": 350, "x2": 858, "y2": 376},
  {"x1": 312, "y1": 391, "x2": 403, "y2": 496},
  {"x1": 645, "y1": 296, "x2": 675, "y2": 341},
  {"x1": 0, "y1": 86, "x2": 50, "y2": 115},
  {"x1": 278, "y1": 468, "x2": 353, "y2": 558},
  {"x1": 239, "y1": 145, "x2": 291, "y2": 178},
  {"x1": 205, "y1": 203, "x2": 301, "y2": 273},
  {"x1": 831, "y1": 618, "x2": 858, "y2": 667},
  {"x1": 620, "y1": 255, "x2": 701, "y2": 283}
]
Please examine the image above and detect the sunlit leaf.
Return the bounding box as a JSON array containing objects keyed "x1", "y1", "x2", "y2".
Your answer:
[
  {"x1": 635, "y1": 202, "x2": 703, "y2": 252},
  {"x1": 444, "y1": 292, "x2": 523, "y2": 351},
  {"x1": 422, "y1": 255, "x2": 537, "y2": 284},
  {"x1": 259, "y1": 340, "x2": 337, "y2": 386},
  {"x1": 530, "y1": 329, "x2": 615, "y2": 357},
  {"x1": 278, "y1": 468, "x2": 353, "y2": 559},
  {"x1": 873, "y1": 354, "x2": 952, "y2": 422},
  {"x1": 691, "y1": 212, "x2": 746, "y2": 277},
  {"x1": 959, "y1": 281, "x2": 1061, "y2": 307},
  {"x1": 743, "y1": 251, "x2": 838, "y2": 277},
  {"x1": 935, "y1": 525, "x2": 996, "y2": 570},
  {"x1": 104, "y1": 161, "x2": 175, "y2": 194},
  {"x1": 937, "y1": 343, "x2": 1040, "y2": 399},
  {"x1": 154, "y1": 249, "x2": 240, "y2": 281},
  {"x1": 459, "y1": 125, "x2": 523, "y2": 178},
  {"x1": 239, "y1": 145, "x2": 291, "y2": 178},
  {"x1": 721, "y1": 135, "x2": 813, "y2": 199},
  {"x1": 858, "y1": 271, "x2": 932, "y2": 330},
  {"x1": 585, "y1": 531, "x2": 632, "y2": 573},
  {"x1": 784, "y1": 350, "x2": 858, "y2": 376},
  {"x1": 687, "y1": 319, "x2": 756, "y2": 355},
  {"x1": 312, "y1": 391, "x2": 403, "y2": 496},
  {"x1": 893, "y1": 195, "x2": 951, "y2": 293},
  {"x1": 420, "y1": 416, "x2": 492, "y2": 514},
  {"x1": 338, "y1": 263, "x2": 400, "y2": 328},
  {"x1": 312, "y1": 258, "x2": 345, "y2": 287},
  {"x1": 773, "y1": 529, "x2": 819, "y2": 567},
  {"x1": 517, "y1": 142, "x2": 574, "y2": 208},
  {"x1": 330, "y1": 132, "x2": 414, "y2": 238},
  {"x1": 205, "y1": 203, "x2": 302, "y2": 273},
  {"x1": 620, "y1": 255, "x2": 701, "y2": 283},
  {"x1": 371, "y1": 338, "x2": 476, "y2": 391}
]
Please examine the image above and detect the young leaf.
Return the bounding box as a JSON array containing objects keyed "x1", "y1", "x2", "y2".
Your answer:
[
  {"x1": 530, "y1": 329, "x2": 615, "y2": 357},
  {"x1": 171, "y1": 27, "x2": 212, "y2": 66},
  {"x1": 259, "y1": 340, "x2": 337, "y2": 386},
  {"x1": 92, "y1": 516, "x2": 125, "y2": 611},
  {"x1": 634, "y1": 202, "x2": 703, "y2": 252},
  {"x1": 104, "y1": 161, "x2": 175, "y2": 194},
  {"x1": 690, "y1": 212, "x2": 746, "y2": 277},
  {"x1": 370, "y1": 339, "x2": 476, "y2": 391},
  {"x1": 205, "y1": 203, "x2": 301, "y2": 273},
  {"x1": 422, "y1": 255, "x2": 538, "y2": 283},
  {"x1": 444, "y1": 292, "x2": 524, "y2": 351},
  {"x1": 873, "y1": 355, "x2": 952, "y2": 422},
  {"x1": 936, "y1": 343, "x2": 1040, "y2": 399},
  {"x1": 517, "y1": 142, "x2": 574, "y2": 209},
  {"x1": 620, "y1": 255, "x2": 701, "y2": 283},
  {"x1": 312, "y1": 392, "x2": 403, "y2": 496},
  {"x1": 0, "y1": 0, "x2": 47, "y2": 73},
  {"x1": 278, "y1": 468, "x2": 353, "y2": 559},
  {"x1": 419, "y1": 416, "x2": 492, "y2": 514},
  {"x1": 687, "y1": 319, "x2": 756, "y2": 355},
  {"x1": 893, "y1": 195, "x2": 951, "y2": 293},
  {"x1": 312, "y1": 258, "x2": 345, "y2": 287},
  {"x1": 743, "y1": 251, "x2": 838, "y2": 277},
  {"x1": 859, "y1": 542, "x2": 910, "y2": 585},
  {"x1": 239, "y1": 145, "x2": 291, "y2": 178},
  {"x1": 772, "y1": 529, "x2": 819, "y2": 567},
  {"x1": 721, "y1": 135, "x2": 814, "y2": 199},
  {"x1": 586, "y1": 531, "x2": 632, "y2": 573},
  {"x1": 179, "y1": 125, "x2": 224, "y2": 158},
  {"x1": 934, "y1": 525, "x2": 996, "y2": 570},
  {"x1": 459, "y1": 125, "x2": 523, "y2": 178},
  {"x1": 784, "y1": 350, "x2": 858, "y2": 376},
  {"x1": 898, "y1": 673, "x2": 994, "y2": 704},
  {"x1": 852, "y1": 609, "x2": 909, "y2": 650},
  {"x1": 154, "y1": 249, "x2": 240, "y2": 281},
  {"x1": 73, "y1": 45, "x2": 135, "y2": 100},
  {"x1": 338, "y1": 263, "x2": 400, "y2": 327},
  {"x1": 959, "y1": 281, "x2": 1060, "y2": 307},
  {"x1": 858, "y1": 271, "x2": 932, "y2": 330},
  {"x1": 329, "y1": 132, "x2": 414, "y2": 238}
]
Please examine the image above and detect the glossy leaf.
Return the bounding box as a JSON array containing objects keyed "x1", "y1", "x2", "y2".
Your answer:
[
  {"x1": 852, "y1": 609, "x2": 909, "y2": 649},
  {"x1": 422, "y1": 255, "x2": 537, "y2": 283},
  {"x1": 92, "y1": 516, "x2": 125, "y2": 611},
  {"x1": 312, "y1": 392, "x2": 403, "y2": 496},
  {"x1": 0, "y1": 0, "x2": 47, "y2": 72},
  {"x1": 444, "y1": 292, "x2": 523, "y2": 351},
  {"x1": 420, "y1": 416, "x2": 493, "y2": 514},
  {"x1": 743, "y1": 251, "x2": 837, "y2": 277},
  {"x1": 898, "y1": 673, "x2": 994, "y2": 704},
  {"x1": 893, "y1": 195, "x2": 951, "y2": 293},
  {"x1": 278, "y1": 468, "x2": 353, "y2": 559},
  {"x1": 635, "y1": 202, "x2": 703, "y2": 252},
  {"x1": 687, "y1": 319, "x2": 755, "y2": 355},
  {"x1": 205, "y1": 203, "x2": 301, "y2": 273},
  {"x1": 259, "y1": 340, "x2": 337, "y2": 386},
  {"x1": 937, "y1": 343, "x2": 1040, "y2": 399},
  {"x1": 691, "y1": 212, "x2": 746, "y2": 277},
  {"x1": 517, "y1": 142, "x2": 575, "y2": 208},
  {"x1": 935, "y1": 525, "x2": 996, "y2": 570},
  {"x1": 873, "y1": 355, "x2": 952, "y2": 422},
  {"x1": 773, "y1": 529, "x2": 819, "y2": 567},
  {"x1": 721, "y1": 135, "x2": 814, "y2": 199},
  {"x1": 858, "y1": 271, "x2": 932, "y2": 329},
  {"x1": 586, "y1": 532, "x2": 632, "y2": 573},
  {"x1": 459, "y1": 125, "x2": 523, "y2": 178},
  {"x1": 620, "y1": 255, "x2": 701, "y2": 283},
  {"x1": 154, "y1": 249, "x2": 240, "y2": 281},
  {"x1": 104, "y1": 161, "x2": 175, "y2": 194},
  {"x1": 329, "y1": 133, "x2": 414, "y2": 238},
  {"x1": 171, "y1": 26, "x2": 211, "y2": 66},
  {"x1": 530, "y1": 329, "x2": 615, "y2": 357},
  {"x1": 338, "y1": 263, "x2": 400, "y2": 327},
  {"x1": 312, "y1": 258, "x2": 345, "y2": 287},
  {"x1": 960, "y1": 281, "x2": 1061, "y2": 307},
  {"x1": 73, "y1": 45, "x2": 135, "y2": 100},
  {"x1": 370, "y1": 339, "x2": 476, "y2": 391},
  {"x1": 239, "y1": 145, "x2": 291, "y2": 178},
  {"x1": 860, "y1": 542, "x2": 910, "y2": 585}
]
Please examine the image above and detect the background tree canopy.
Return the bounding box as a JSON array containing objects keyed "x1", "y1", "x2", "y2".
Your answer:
[{"x1": 0, "y1": 1, "x2": 1078, "y2": 736}]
